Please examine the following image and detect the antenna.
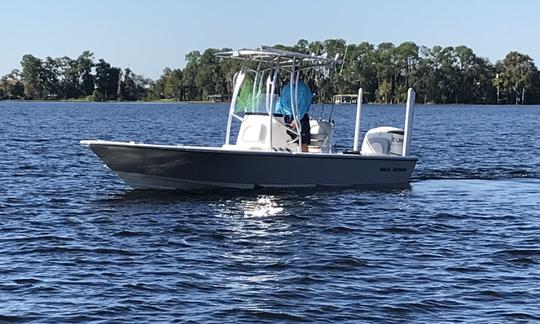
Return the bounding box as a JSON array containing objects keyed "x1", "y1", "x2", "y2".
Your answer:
[{"x1": 339, "y1": 43, "x2": 348, "y2": 74}]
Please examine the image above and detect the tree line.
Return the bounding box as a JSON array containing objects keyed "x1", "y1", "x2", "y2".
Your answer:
[
  {"x1": 2, "y1": 39, "x2": 540, "y2": 104},
  {"x1": 0, "y1": 51, "x2": 151, "y2": 101}
]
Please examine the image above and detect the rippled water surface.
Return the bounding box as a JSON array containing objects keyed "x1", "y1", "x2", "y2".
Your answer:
[{"x1": 1, "y1": 101, "x2": 539, "y2": 322}]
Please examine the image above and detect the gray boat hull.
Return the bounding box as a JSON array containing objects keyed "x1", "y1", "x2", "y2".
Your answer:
[{"x1": 81, "y1": 141, "x2": 417, "y2": 190}]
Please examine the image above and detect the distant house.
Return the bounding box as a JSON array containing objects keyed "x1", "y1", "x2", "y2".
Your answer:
[
  {"x1": 207, "y1": 94, "x2": 231, "y2": 103},
  {"x1": 333, "y1": 94, "x2": 358, "y2": 104}
]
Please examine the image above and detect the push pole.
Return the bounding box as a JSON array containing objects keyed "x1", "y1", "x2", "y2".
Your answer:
[
  {"x1": 352, "y1": 88, "x2": 363, "y2": 152},
  {"x1": 402, "y1": 88, "x2": 416, "y2": 156}
]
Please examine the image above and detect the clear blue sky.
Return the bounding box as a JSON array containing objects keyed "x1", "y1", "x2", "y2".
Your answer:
[{"x1": 2, "y1": 0, "x2": 539, "y2": 79}]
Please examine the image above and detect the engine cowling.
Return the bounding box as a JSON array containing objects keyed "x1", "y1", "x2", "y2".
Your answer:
[{"x1": 360, "y1": 126, "x2": 404, "y2": 156}]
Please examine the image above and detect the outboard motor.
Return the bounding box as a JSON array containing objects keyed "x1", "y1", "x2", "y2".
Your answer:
[{"x1": 360, "y1": 126, "x2": 404, "y2": 156}]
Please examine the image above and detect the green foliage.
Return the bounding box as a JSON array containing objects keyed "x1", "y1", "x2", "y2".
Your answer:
[
  {"x1": 78, "y1": 51, "x2": 95, "y2": 96},
  {"x1": 195, "y1": 49, "x2": 227, "y2": 100},
  {"x1": 0, "y1": 70, "x2": 24, "y2": 99},
  {"x1": 4, "y1": 40, "x2": 540, "y2": 104},
  {"x1": 94, "y1": 59, "x2": 121, "y2": 100},
  {"x1": 21, "y1": 54, "x2": 45, "y2": 99},
  {"x1": 119, "y1": 68, "x2": 150, "y2": 101},
  {"x1": 497, "y1": 52, "x2": 537, "y2": 104},
  {"x1": 149, "y1": 39, "x2": 540, "y2": 105},
  {"x1": 3, "y1": 51, "x2": 145, "y2": 101}
]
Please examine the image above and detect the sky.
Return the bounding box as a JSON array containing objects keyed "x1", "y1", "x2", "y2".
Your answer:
[{"x1": 1, "y1": 0, "x2": 540, "y2": 80}]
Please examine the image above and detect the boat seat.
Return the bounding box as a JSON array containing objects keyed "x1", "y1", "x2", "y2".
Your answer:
[
  {"x1": 309, "y1": 119, "x2": 331, "y2": 149},
  {"x1": 307, "y1": 120, "x2": 331, "y2": 153}
]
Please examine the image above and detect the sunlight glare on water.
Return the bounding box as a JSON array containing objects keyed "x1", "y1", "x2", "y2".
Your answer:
[{"x1": 242, "y1": 196, "x2": 284, "y2": 217}]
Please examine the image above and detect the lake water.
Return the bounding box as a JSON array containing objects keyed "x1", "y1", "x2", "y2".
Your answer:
[{"x1": 1, "y1": 101, "x2": 539, "y2": 322}]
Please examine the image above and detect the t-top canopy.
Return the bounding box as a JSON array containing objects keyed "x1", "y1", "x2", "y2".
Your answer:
[{"x1": 216, "y1": 46, "x2": 342, "y2": 68}]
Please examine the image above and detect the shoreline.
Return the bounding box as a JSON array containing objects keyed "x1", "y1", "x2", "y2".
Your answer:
[
  {"x1": 1, "y1": 99, "x2": 537, "y2": 106},
  {"x1": 0, "y1": 99, "x2": 221, "y2": 104}
]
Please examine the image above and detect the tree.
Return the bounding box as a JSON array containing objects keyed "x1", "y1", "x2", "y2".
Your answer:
[
  {"x1": 147, "y1": 67, "x2": 182, "y2": 100},
  {"x1": 42, "y1": 56, "x2": 61, "y2": 99},
  {"x1": 120, "y1": 68, "x2": 138, "y2": 100},
  {"x1": 56, "y1": 56, "x2": 81, "y2": 99},
  {"x1": 147, "y1": 78, "x2": 164, "y2": 100},
  {"x1": 394, "y1": 42, "x2": 419, "y2": 102},
  {"x1": 343, "y1": 42, "x2": 378, "y2": 101},
  {"x1": 0, "y1": 69, "x2": 24, "y2": 99},
  {"x1": 294, "y1": 39, "x2": 309, "y2": 54},
  {"x1": 182, "y1": 51, "x2": 201, "y2": 100},
  {"x1": 374, "y1": 42, "x2": 396, "y2": 103},
  {"x1": 21, "y1": 54, "x2": 45, "y2": 99},
  {"x1": 195, "y1": 48, "x2": 227, "y2": 100},
  {"x1": 94, "y1": 59, "x2": 121, "y2": 100},
  {"x1": 77, "y1": 51, "x2": 95, "y2": 96},
  {"x1": 499, "y1": 51, "x2": 537, "y2": 104},
  {"x1": 410, "y1": 46, "x2": 434, "y2": 103},
  {"x1": 163, "y1": 68, "x2": 183, "y2": 100}
]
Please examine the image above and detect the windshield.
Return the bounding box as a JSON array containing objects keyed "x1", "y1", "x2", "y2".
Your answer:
[{"x1": 233, "y1": 70, "x2": 277, "y2": 114}]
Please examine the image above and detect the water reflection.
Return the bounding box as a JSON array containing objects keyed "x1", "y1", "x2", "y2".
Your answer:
[{"x1": 96, "y1": 185, "x2": 410, "y2": 206}]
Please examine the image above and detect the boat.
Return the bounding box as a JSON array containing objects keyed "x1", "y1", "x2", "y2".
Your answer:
[{"x1": 81, "y1": 46, "x2": 418, "y2": 190}]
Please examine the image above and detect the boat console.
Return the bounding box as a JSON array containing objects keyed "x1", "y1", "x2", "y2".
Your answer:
[
  {"x1": 231, "y1": 114, "x2": 292, "y2": 151},
  {"x1": 225, "y1": 114, "x2": 333, "y2": 153}
]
